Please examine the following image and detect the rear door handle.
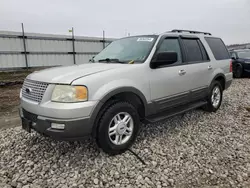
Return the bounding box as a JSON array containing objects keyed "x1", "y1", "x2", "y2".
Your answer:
[
  {"x1": 208, "y1": 65, "x2": 213, "y2": 70},
  {"x1": 179, "y1": 70, "x2": 186, "y2": 76}
]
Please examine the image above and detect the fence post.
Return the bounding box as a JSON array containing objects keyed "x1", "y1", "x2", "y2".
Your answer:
[
  {"x1": 102, "y1": 30, "x2": 105, "y2": 49},
  {"x1": 71, "y1": 27, "x2": 76, "y2": 64},
  {"x1": 21, "y1": 23, "x2": 28, "y2": 68}
]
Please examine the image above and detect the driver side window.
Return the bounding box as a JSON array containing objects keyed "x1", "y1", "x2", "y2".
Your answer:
[{"x1": 157, "y1": 38, "x2": 182, "y2": 63}]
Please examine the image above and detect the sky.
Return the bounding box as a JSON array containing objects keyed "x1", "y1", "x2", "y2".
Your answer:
[{"x1": 0, "y1": 0, "x2": 250, "y2": 45}]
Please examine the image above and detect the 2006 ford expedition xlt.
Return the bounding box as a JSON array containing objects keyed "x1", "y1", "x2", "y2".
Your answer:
[{"x1": 20, "y1": 29, "x2": 233, "y2": 155}]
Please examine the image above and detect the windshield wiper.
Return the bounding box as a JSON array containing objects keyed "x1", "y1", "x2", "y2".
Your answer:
[{"x1": 98, "y1": 58, "x2": 125, "y2": 64}]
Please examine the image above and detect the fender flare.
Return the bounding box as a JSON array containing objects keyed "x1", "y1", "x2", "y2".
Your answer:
[
  {"x1": 210, "y1": 73, "x2": 226, "y2": 90},
  {"x1": 89, "y1": 87, "x2": 148, "y2": 136},
  {"x1": 99, "y1": 87, "x2": 148, "y2": 106}
]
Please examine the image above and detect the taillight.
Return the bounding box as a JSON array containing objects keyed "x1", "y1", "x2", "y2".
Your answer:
[{"x1": 230, "y1": 60, "x2": 233, "y2": 72}]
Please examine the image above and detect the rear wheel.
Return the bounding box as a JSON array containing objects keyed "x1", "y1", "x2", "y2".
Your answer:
[
  {"x1": 96, "y1": 102, "x2": 140, "y2": 155},
  {"x1": 203, "y1": 81, "x2": 223, "y2": 112}
]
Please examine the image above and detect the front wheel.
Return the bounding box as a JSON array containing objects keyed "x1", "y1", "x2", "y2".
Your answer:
[
  {"x1": 96, "y1": 102, "x2": 140, "y2": 155},
  {"x1": 203, "y1": 81, "x2": 223, "y2": 112}
]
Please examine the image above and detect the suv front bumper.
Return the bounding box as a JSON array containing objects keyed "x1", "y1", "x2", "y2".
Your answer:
[
  {"x1": 20, "y1": 98, "x2": 101, "y2": 140},
  {"x1": 20, "y1": 108, "x2": 92, "y2": 140}
]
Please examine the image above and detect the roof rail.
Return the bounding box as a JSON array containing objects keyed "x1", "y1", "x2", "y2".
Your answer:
[{"x1": 171, "y1": 29, "x2": 212, "y2": 36}]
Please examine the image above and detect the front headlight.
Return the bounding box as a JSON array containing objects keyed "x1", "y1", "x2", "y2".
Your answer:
[{"x1": 51, "y1": 85, "x2": 88, "y2": 102}]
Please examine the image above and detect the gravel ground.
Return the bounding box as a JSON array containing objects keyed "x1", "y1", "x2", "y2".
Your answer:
[{"x1": 0, "y1": 79, "x2": 250, "y2": 188}]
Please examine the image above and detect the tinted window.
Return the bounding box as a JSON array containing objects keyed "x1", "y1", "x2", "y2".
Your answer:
[
  {"x1": 205, "y1": 37, "x2": 230, "y2": 60},
  {"x1": 182, "y1": 39, "x2": 203, "y2": 62},
  {"x1": 198, "y1": 40, "x2": 209, "y2": 61},
  {"x1": 237, "y1": 51, "x2": 250, "y2": 59},
  {"x1": 158, "y1": 38, "x2": 182, "y2": 63}
]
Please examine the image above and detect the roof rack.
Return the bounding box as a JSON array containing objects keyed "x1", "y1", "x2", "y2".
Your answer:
[{"x1": 171, "y1": 29, "x2": 212, "y2": 36}]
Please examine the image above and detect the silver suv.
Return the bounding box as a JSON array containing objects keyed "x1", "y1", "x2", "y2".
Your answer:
[{"x1": 20, "y1": 29, "x2": 233, "y2": 155}]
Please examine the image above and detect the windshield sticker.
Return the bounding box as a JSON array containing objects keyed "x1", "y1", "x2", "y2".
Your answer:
[{"x1": 137, "y1": 37, "x2": 154, "y2": 42}]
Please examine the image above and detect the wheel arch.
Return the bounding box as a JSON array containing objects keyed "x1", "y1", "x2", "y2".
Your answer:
[
  {"x1": 90, "y1": 87, "x2": 148, "y2": 137},
  {"x1": 211, "y1": 73, "x2": 226, "y2": 90}
]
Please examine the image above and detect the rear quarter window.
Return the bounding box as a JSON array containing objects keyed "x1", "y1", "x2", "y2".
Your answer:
[{"x1": 205, "y1": 37, "x2": 230, "y2": 60}]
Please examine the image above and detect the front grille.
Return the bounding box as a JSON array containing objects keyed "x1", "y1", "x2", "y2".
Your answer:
[
  {"x1": 22, "y1": 109, "x2": 38, "y2": 122},
  {"x1": 22, "y1": 79, "x2": 49, "y2": 103}
]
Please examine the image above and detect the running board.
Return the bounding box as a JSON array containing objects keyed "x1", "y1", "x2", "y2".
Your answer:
[{"x1": 144, "y1": 101, "x2": 207, "y2": 124}]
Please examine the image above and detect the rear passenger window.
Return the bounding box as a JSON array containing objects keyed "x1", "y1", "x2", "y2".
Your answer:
[
  {"x1": 205, "y1": 37, "x2": 230, "y2": 60},
  {"x1": 182, "y1": 39, "x2": 204, "y2": 62}
]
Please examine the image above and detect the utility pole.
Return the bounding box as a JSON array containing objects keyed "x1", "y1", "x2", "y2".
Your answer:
[
  {"x1": 21, "y1": 23, "x2": 28, "y2": 68},
  {"x1": 102, "y1": 30, "x2": 105, "y2": 49},
  {"x1": 69, "y1": 27, "x2": 76, "y2": 64}
]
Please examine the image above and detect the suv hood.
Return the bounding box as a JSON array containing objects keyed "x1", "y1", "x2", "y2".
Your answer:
[{"x1": 27, "y1": 63, "x2": 125, "y2": 84}]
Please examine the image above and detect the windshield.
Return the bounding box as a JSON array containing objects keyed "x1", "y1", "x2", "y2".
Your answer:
[
  {"x1": 238, "y1": 51, "x2": 250, "y2": 59},
  {"x1": 93, "y1": 36, "x2": 157, "y2": 63}
]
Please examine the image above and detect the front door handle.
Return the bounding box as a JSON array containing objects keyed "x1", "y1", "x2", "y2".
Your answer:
[
  {"x1": 208, "y1": 65, "x2": 213, "y2": 70},
  {"x1": 179, "y1": 70, "x2": 186, "y2": 76}
]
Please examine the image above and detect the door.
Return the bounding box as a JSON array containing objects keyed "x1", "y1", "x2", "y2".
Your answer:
[
  {"x1": 181, "y1": 37, "x2": 211, "y2": 101},
  {"x1": 150, "y1": 37, "x2": 195, "y2": 111}
]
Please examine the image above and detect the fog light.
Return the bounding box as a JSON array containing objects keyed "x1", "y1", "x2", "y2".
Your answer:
[{"x1": 51, "y1": 123, "x2": 65, "y2": 130}]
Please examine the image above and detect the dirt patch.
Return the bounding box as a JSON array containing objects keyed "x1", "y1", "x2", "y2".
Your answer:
[
  {"x1": 0, "y1": 70, "x2": 33, "y2": 118},
  {"x1": 0, "y1": 69, "x2": 42, "y2": 129},
  {"x1": 0, "y1": 85, "x2": 21, "y2": 116},
  {"x1": 0, "y1": 85, "x2": 22, "y2": 129},
  {"x1": 0, "y1": 70, "x2": 33, "y2": 83}
]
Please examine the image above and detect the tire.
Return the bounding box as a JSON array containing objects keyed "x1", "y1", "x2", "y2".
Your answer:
[
  {"x1": 96, "y1": 101, "x2": 140, "y2": 155},
  {"x1": 203, "y1": 81, "x2": 223, "y2": 112},
  {"x1": 234, "y1": 64, "x2": 243, "y2": 78}
]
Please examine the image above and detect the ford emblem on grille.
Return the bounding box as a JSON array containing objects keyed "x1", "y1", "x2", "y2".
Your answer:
[{"x1": 25, "y1": 88, "x2": 32, "y2": 94}]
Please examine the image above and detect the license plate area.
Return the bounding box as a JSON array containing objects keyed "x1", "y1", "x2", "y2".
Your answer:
[{"x1": 21, "y1": 118, "x2": 31, "y2": 133}]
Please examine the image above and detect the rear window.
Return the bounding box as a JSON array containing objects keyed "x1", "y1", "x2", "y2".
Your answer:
[{"x1": 205, "y1": 37, "x2": 230, "y2": 60}]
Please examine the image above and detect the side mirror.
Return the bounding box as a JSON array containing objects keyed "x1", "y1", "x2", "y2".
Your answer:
[
  {"x1": 231, "y1": 56, "x2": 236, "y2": 60},
  {"x1": 89, "y1": 56, "x2": 95, "y2": 62},
  {"x1": 151, "y1": 51, "x2": 178, "y2": 68}
]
